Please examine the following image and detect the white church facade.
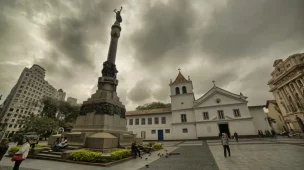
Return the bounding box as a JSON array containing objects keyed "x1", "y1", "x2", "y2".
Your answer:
[{"x1": 126, "y1": 71, "x2": 270, "y2": 140}]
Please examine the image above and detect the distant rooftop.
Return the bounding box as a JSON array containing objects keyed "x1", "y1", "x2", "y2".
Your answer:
[{"x1": 126, "y1": 107, "x2": 171, "y2": 116}]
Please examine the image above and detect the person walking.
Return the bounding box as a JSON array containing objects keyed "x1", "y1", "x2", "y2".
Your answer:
[
  {"x1": 12, "y1": 138, "x2": 30, "y2": 170},
  {"x1": 0, "y1": 138, "x2": 9, "y2": 161},
  {"x1": 221, "y1": 133, "x2": 231, "y2": 157},
  {"x1": 234, "y1": 132, "x2": 239, "y2": 142}
]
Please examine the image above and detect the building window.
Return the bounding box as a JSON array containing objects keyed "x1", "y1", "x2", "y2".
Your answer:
[
  {"x1": 182, "y1": 86, "x2": 187, "y2": 94},
  {"x1": 218, "y1": 110, "x2": 225, "y2": 119},
  {"x1": 141, "y1": 118, "x2": 145, "y2": 125},
  {"x1": 154, "y1": 117, "x2": 159, "y2": 124},
  {"x1": 141, "y1": 131, "x2": 146, "y2": 139},
  {"x1": 9, "y1": 108, "x2": 14, "y2": 111},
  {"x1": 233, "y1": 109, "x2": 241, "y2": 117},
  {"x1": 203, "y1": 112, "x2": 209, "y2": 120},
  {"x1": 290, "y1": 84, "x2": 295, "y2": 91},
  {"x1": 182, "y1": 128, "x2": 188, "y2": 133},
  {"x1": 148, "y1": 118, "x2": 152, "y2": 125},
  {"x1": 135, "y1": 118, "x2": 139, "y2": 125},
  {"x1": 151, "y1": 130, "x2": 156, "y2": 134},
  {"x1": 129, "y1": 119, "x2": 133, "y2": 125},
  {"x1": 161, "y1": 117, "x2": 166, "y2": 124},
  {"x1": 14, "y1": 125, "x2": 17, "y2": 128},
  {"x1": 9, "y1": 124, "x2": 13, "y2": 128},
  {"x1": 181, "y1": 114, "x2": 187, "y2": 122},
  {"x1": 165, "y1": 129, "x2": 170, "y2": 133},
  {"x1": 175, "y1": 87, "x2": 180, "y2": 94},
  {"x1": 297, "y1": 80, "x2": 303, "y2": 87}
]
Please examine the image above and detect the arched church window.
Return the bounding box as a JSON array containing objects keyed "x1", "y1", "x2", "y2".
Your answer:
[
  {"x1": 297, "y1": 80, "x2": 303, "y2": 87},
  {"x1": 175, "y1": 87, "x2": 180, "y2": 94},
  {"x1": 182, "y1": 86, "x2": 187, "y2": 94}
]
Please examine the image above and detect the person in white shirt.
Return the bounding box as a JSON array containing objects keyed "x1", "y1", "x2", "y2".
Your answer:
[{"x1": 13, "y1": 138, "x2": 30, "y2": 170}]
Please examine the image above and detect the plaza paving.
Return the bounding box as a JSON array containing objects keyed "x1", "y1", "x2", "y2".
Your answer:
[{"x1": 0, "y1": 137, "x2": 303, "y2": 170}]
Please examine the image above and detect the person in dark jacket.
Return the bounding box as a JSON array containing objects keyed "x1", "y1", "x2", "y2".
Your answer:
[
  {"x1": 0, "y1": 138, "x2": 9, "y2": 161},
  {"x1": 131, "y1": 143, "x2": 141, "y2": 158},
  {"x1": 234, "y1": 132, "x2": 239, "y2": 142}
]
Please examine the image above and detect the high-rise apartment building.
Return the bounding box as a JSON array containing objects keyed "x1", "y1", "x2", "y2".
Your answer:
[
  {"x1": 67, "y1": 97, "x2": 77, "y2": 106},
  {"x1": 0, "y1": 64, "x2": 66, "y2": 137}
]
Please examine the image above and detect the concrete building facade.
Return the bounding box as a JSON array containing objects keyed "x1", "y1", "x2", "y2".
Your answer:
[
  {"x1": 126, "y1": 71, "x2": 269, "y2": 140},
  {"x1": 67, "y1": 97, "x2": 77, "y2": 106},
  {"x1": 266, "y1": 100, "x2": 287, "y2": 132},
  {"x1": 268, "y1": 53, "x2": 304, "y2": 132},
  {"x1": 0, "y1": 64, "x2": 66, "y2": 137}
]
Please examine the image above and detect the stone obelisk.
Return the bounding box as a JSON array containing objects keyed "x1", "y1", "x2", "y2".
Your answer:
[{"x1": 62, "y1": 7, "x2": 140, "y2": 149}]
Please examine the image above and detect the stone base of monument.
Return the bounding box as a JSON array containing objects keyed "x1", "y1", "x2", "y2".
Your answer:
[{"x1": 48, "y1": 113, "x2": 143, "y2": 149}]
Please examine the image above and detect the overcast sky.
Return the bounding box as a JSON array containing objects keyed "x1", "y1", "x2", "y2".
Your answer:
[{"x1": 0, "y1": 0, "x2": 303, "y2": 111}]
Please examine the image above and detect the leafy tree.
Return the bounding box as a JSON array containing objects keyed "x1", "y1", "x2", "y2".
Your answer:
[
  {"x1": 23, "y1": 116, "x2": 59, "y2": 140},
  {"x1": 41, "y1": 97, "x2": 59, "y2": 119},
  {"x1": 136, "y1": 102, "x2": 171, "y2": 110}
]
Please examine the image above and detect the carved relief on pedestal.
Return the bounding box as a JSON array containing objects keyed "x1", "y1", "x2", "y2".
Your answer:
[
  {"x1": 79, "y1": 102, "x2": 125, "y2": 118},
  {"x1": 101, "y1": 61, "x2": 118, "y2": 78}
]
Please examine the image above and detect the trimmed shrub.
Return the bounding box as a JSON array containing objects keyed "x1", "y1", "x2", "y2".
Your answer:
[
  {"x1": 152, "y1": 143, "x2": 162, "y2": 150},
  {"x1": 8, "y1": 146, "x2": 21, "y2": 156},
  {"x1": 69, "y1": 149, "x2": 102, "y2": 162},
  {"x1": 8, "y1": 144, "x2": 48, "y2": 156},
  {"x1": 143, "y1": 142, "x2": 154, "y2": 147},
  {"x1": 110, "y1": 149, "x2": 131, "y2": 160}
]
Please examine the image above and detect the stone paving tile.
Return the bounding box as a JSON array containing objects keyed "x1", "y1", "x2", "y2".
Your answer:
[
  {"x1": 0, "y1": 166, "x2": 39, "y2": 170},
  {"x1": 138, "y1": 141, "x2": 219, "y2": 170},
  {"x1": 209, "y1": 143, "x2": 304, "y2": 170}
]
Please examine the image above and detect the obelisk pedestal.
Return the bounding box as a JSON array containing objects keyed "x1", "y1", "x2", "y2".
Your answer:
[{"x1": 48, "y1": 8, "x2": 142, "y2": 149}]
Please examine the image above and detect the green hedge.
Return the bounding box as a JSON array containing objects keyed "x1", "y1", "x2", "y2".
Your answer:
[
  {"x1": 8, "y1": 144, "x2": 48, "y2": 156},
  {"x1": 69, "y1": 149, "x2": 131, "y2": 163},
  {"x1": 110, "y1": 149, "x2": 131, "y2": 160},
  {"x1": 152, "y1": 143, "x2": 162, "y2": 150},
  {"x1": 69, "y1": 149, "x2": 103, "y2": 162}
]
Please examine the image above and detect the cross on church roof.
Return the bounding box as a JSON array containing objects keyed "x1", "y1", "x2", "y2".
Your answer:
[
  {"x1": 212, "y1": 80, "x2": 216, "y2": 86},
  {"x1": 178, "y1": 68, "x2": 181, "y2": 72}
]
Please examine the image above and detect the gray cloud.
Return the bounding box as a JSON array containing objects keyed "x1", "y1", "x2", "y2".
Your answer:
[
  {"x1": 1, "y1": 0, "x2": 303, "y2": 111},
  {"x1": 201, "y1": 0, "x2": 304, "y2": 62},
  {"x1": 128, "y1": 79, "x2": 152, "y2": 103},
  {"x1": 130, "y1": 0, "x2": 197, "y2": 71}
]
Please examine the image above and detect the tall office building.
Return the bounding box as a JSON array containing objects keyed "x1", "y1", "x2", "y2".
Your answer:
[
  {"x1": 67, "y1": 97, "x2": 77, "y2": 106},
  {"x1": 0, "y1": 64, "x2": 66, "y2": 137}
]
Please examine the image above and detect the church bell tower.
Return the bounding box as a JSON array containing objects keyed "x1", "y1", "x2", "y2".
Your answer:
[{"x1": 169, "y1": 69, "x2": 195, "y2": 110}]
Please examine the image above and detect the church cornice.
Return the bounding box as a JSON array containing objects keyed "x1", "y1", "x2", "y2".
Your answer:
[
  {"x1": 170, "y1": 93, "x2": 194, "y2": 98},
  {"x1": 193, "y1": 102, "x2": 248, "y2": 109},
  {"x1": 268, "y1": 64, "x2": 304, "y2": 85},
  {"x1": 195, "y1": 117, "x2": 253, "y2": 123},
  {"x1": 193, "y1": 90, "x2": 247, "y2": 108}
]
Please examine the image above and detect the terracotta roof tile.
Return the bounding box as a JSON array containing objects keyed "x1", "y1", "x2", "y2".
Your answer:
[
  {"x1": 171, "y1": 71, "x2": 189, "y2": 84},
  {"x1": 126, "y1": 107, "x2": 171, "y2": 116}
]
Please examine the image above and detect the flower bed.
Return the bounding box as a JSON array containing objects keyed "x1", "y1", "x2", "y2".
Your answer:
[
  {"x1": 69, "y1": 149, "x2": 131, "y2": 163},
  {"x1": 8, "y1": 144, "x2": 48, "y2": 156}
]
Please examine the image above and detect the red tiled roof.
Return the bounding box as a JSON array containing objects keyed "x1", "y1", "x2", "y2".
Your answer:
[
  {"x1": 171, "y1": 71, "x2": 189, "y2": 84},
  {"x1": 126, "y1": 107, "x2": 171, "y2": 116}
]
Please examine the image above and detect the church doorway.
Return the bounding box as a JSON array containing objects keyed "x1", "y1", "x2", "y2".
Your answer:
[
  {"x1": 158, "y1": 130, "x2": 164, "y2": 141},
  {"x1": 218, "y1": 123, "x2": 230, "y2": 138}
]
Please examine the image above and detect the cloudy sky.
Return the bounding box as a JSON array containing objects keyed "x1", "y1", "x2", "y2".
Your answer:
[{"x1": 0, "y1": 0, "x2": 303, "y2": 111}]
